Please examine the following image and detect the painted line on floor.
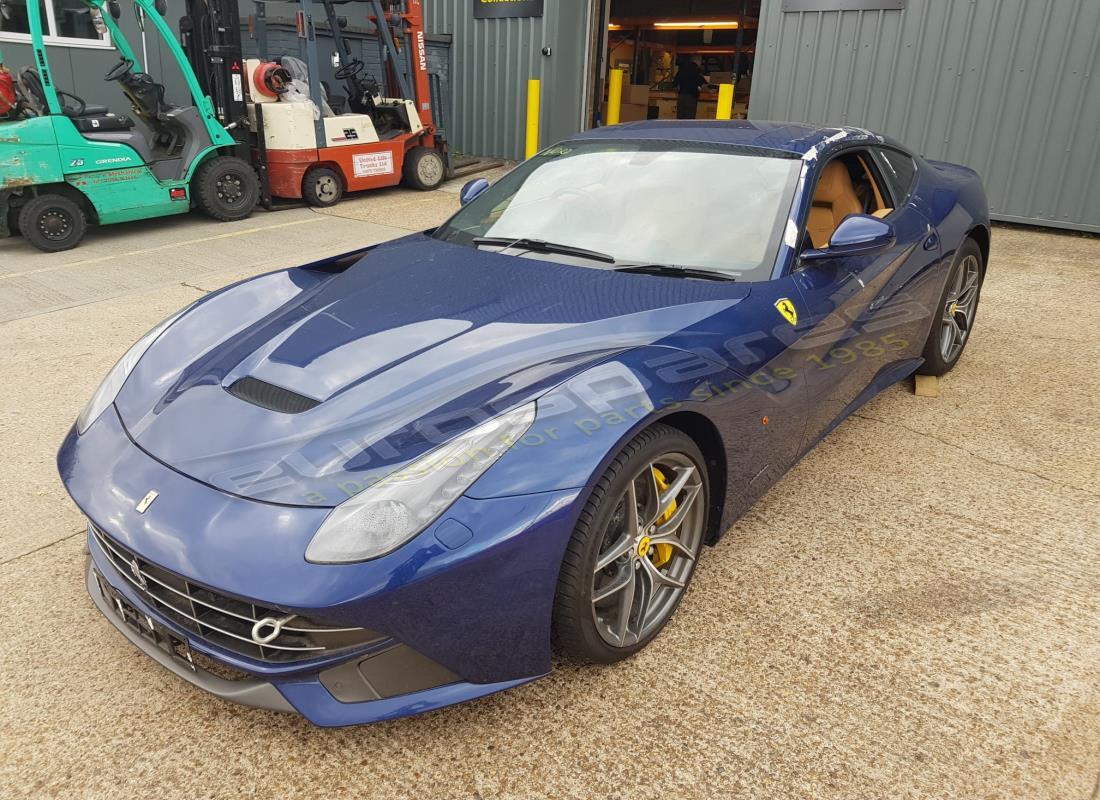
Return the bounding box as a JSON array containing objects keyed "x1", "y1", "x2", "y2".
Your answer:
[{"x1": 0, "y1": 216, "x2": 324, "y2": 281}]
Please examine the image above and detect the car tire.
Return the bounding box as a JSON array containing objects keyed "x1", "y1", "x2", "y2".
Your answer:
[
  {"x1": 18, "y1": 193, "x2": 87, "y2": 252},
  {"x1": 917, "y1": 237, "x2": 984, "y2": 376},
  {"x1": 302, "y1": 166, "x2": 344, "y2": 208},
  {"x1": 402, "y1": 146, "x2": 445, "y2": 191},
  {"x1": 192, "y1": 156, "x2": 260, "y2": 222},
  {"x1": 553, "y1": 424, "x2": 709, "y2": 664}
]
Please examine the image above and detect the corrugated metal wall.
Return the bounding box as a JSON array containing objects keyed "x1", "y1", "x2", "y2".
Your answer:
[
  {"x1": 423, "y1": 2, "x2": 544, "y2": 159},
  {"x1": 423, "y1": 0, "x2": 591, "y2": 160},
  {"x1": 751, "y1": 0, "x2": 1100, "y2": 232}
]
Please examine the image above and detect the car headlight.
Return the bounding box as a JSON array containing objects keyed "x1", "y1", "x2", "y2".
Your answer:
[
  {"x1": 75, "y1": 307, "x2": 188, "y2": 435},
  {"x1": 305, "y1": 402, "x2": 536, "y2": 564}
]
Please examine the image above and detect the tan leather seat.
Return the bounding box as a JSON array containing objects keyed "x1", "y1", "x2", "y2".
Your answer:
[{"x1": 807, "y1": 161, "x2": 864, "y2": 248}]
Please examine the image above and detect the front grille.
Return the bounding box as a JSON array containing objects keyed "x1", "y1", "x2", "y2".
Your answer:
[{"x1": 91, "y1": 526, "x2": 382, "y2": 663}]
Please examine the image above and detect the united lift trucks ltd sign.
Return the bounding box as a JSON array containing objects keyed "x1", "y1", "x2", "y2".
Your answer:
[{"x1": 474, "y1": 0, "x2": 543, "y2": 19}]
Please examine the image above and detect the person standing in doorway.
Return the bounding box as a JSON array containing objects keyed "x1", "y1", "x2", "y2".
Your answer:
[{"x1": 673, "y1": 57, "x2": 706, "y2": 119}]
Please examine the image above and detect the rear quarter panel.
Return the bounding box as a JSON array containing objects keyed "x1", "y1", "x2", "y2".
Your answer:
[{"x1": 918, "y1": 157, "x2": 991, "y2": 261}]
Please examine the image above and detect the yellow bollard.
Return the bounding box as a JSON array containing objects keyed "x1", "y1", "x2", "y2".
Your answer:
[
  {"x1": 607, "y1": 68, "x2": 624, "y2": 125},
  {"x1": 716, "y1": 83, "x2": 734, "y2": 120},
  {"x1": 525, "y1": 78, "x2": 540, "y2": 159}
]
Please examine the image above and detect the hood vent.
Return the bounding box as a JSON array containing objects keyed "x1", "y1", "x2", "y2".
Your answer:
[{"x1": 227, "y1": 377, "x2": 320, "y2": 414}]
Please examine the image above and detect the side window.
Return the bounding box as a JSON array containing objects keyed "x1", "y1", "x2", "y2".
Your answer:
[
  {"x1": 804, "y1": 150, "x2": 893, "y2": 249},
  {"x1": 873, "y1": 148, "x2": 917, "y2": 205}
]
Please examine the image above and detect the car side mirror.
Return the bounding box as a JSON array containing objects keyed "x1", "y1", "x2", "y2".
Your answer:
[
  {"x1": 154, "y1": 0, "x2": 167, "y2": 15},
  {"x1": 459, "y1": 178, "x2": 490, "y2": 206},
  {"x1": 108, "y1": 0, "x2": 121, "y2": 19},
  {"x1": 801, "y1": 214, "x2": 895, "y2": 261}
]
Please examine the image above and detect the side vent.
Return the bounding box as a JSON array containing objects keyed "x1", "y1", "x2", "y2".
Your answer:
[{"x1": 227, "y1": 377, "x2": 320, "y2": 414}]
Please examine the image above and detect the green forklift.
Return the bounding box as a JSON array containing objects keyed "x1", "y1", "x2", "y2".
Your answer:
[{"x1": 0, "y1": 0, "x2": 259, "y2": 252}]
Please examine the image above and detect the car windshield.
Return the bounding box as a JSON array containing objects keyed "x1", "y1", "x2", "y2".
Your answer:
[{"x1": 433, "y1": 139, "x2": 802, "y2": 280}]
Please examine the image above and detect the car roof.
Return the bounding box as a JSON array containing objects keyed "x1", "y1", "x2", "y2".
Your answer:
[{"x1": 568, "y1": 119, "x2": 897, "y2": 160}]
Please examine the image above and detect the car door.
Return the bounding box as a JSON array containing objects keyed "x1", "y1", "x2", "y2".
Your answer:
[{"x1": 791, "y1": 148, "x2": 938, "y2": 449}]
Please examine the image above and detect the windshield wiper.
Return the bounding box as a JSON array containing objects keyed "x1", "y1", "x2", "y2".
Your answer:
[
  {"x1": 472, "y1": 236, "x2": 616, "y2": 264},
  {"x1": 614, "y1": 264, "x2": 736, "y2": 281}
]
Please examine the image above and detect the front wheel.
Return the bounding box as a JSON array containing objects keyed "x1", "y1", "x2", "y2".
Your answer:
[
  {"x1": 192, "y1": 156, "x2": 259, "y2": 222},
  {"x1": 553, "y1": 424, "x2": 709, "y2": 664},
  {"x1": 402, "y1": 146, "x2": 445, "y2": 191},
  {"x1": 302, "y1": 166, "x2": 344, "y2": 208},
  {"x1": 18, "y1": 193, "x2": 87, "y2": 252},
  {"x1": 917, "y1": 237, "x2": 984, "y2": 376}
]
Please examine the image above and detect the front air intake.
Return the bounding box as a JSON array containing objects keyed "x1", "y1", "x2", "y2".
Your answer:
[{"x1": 227, "y1": 377, "x2": 320, "y2": 414}]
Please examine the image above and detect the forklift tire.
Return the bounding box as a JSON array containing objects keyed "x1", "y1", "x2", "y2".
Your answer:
[
  {"x1": 402, "y1": 147, "x2": 446, "y2": 191},
  {"x1": 19, "y1": 194, "x2": 87, "y2": 253},
  {"x1": 193, "y1": 156, "x2": 260, "y2": 222},
  {"x1": 302, "y1": 167, "x2": 344, "y2": 208}
]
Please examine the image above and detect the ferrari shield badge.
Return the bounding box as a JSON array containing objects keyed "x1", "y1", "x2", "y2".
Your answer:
[{"x1": 774, "y1": 297, "x2": 798, "y2": 326}]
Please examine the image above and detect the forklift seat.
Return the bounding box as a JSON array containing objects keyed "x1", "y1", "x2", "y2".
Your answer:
[{"x1": 16, "y1": 67, "x2": 132, "y2": 131}]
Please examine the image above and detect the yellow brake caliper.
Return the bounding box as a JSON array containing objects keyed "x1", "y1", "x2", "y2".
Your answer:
[{"x1": 649, "y1": 467, "x2": 676, "y2": 568}]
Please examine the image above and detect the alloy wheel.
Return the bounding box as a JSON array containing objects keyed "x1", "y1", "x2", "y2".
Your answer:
[
  {"x1": 940, "y1": 253, "x2": 981, "y2": 362},
  {"x1": 590, "y1": 452, "x2": 705, "y2": 647}
]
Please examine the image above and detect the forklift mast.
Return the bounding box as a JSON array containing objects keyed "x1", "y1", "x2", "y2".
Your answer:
[
  {"x1": 179, "y1": 0, "x2": 249, "y2": 136},
  {"x1": 372, "y1": 0, "x2": 434, "y2": 129}
]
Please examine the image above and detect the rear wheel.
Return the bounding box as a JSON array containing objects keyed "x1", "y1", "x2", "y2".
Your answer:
[
  {"x1": 192, "y1": 156, "x2": 259, "y2": 221},
  {"x1": 302, "y1": 166, "x2": 344, "y2": 208},
  {"x1": 917, "y1": 237, "x2": 984, "y2": 376},
  {"x1": 553, "y1": 424, "x2": 709, "y2": 664},
  {"x1": 402, "y1": 146, "x2": 445, "y2": 191},
  {"x1": 18, "y1": 194, "x2": 87, "y2": 252}
]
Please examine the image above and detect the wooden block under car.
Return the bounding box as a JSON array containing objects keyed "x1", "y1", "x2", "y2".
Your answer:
[{"x1": 914, "y1": 374, "x2": 940, "y2": 397}]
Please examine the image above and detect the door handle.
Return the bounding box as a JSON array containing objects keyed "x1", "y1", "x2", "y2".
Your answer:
[{"x1": 923, "y1": 229, "x2": 939, "y2": 251}]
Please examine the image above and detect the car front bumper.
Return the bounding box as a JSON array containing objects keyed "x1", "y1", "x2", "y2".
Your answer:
[
  {"x1": 64, "y1": 407, "x2": 582, "y2": 726},
  {"x1": 86, "y1": 523, "x2": 544, "y2": 727}
]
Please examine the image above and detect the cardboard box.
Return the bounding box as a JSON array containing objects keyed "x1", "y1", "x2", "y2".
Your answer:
[
  {"x1": 695, "y1": 100, "x2": 718, "y2": 119},
  {"x1": 625, "y1": 83, "x2": 650, "y2": 105},
  {"x1": 601, "y1": 101, "x2": 650, "y2": 123}
]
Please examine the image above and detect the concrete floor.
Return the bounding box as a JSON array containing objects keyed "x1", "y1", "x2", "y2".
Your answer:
[{"x1": 0, "y1": 184, "x2": 1097, "y2": 799}]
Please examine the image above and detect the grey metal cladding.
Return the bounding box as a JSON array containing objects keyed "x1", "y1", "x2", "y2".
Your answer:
[
  {"x1": 423, "y1": 0, "x2": 590, "y2": 160},
  {"x1": 782, "y1": 1, "x2": 906, "y2": 11},
  {"x1": 752, "y1": 0, "x2": 1100, "y2": 232}
]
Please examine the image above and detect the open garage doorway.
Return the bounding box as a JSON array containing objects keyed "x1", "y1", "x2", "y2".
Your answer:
[{"x1": 585, "y1": 0, "x2": 760, "y2": 126}]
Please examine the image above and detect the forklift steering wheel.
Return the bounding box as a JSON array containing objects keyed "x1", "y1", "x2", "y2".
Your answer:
[
  {"x1": 57, "y1": 90, "x2": 87, "y2": 117},
  {"x1": 104, "y1": 58, "x2": 134, "y2": 82},
  {"x1": 334, "y1": 60, "x2": 364, "y2": 80}
]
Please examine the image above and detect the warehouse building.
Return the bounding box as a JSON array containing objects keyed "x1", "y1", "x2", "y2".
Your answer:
[{"x1": 2, "y1": 0, "x2": 1097, "y2": 231}]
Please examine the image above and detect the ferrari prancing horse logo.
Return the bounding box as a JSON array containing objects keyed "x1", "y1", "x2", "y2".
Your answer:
[
  {"x1": 135, "y1": 490, "x2": 159, "y2": 514},
  {"x1": 774, "y1": 297, "x2": 798, "y2": 326}
]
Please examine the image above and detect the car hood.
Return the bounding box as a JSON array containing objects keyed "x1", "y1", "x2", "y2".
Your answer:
[{"x1": 115, "y1": 234, "x2": 749, "y2": 506}]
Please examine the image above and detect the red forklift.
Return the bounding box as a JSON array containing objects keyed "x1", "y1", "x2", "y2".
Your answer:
[{"x1": 180, "y1": 0, "x2": 448, "y2": 208}]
